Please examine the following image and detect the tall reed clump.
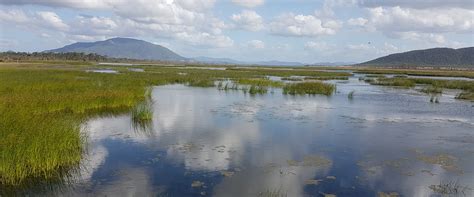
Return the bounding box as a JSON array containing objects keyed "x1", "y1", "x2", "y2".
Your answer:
[
  {"x1": 283, "y1": 82, "x2": 335, "y2": 96},
  {"x1": 0, "y1": 68, "x2": 159, "y2": 188},
  {"x1": 237, "y1": 78, "x2": 284, "y2": 87},
  {"x1": 131, "y1": 101, "x2": 153, "y2": 130}
]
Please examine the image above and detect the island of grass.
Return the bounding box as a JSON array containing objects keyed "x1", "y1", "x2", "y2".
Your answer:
[{"x1": 283, "y1": 82, "x2": 335, "y2": 96}]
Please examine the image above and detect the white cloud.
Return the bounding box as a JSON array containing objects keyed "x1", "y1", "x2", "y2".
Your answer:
[
  {"x1": 269, "y1": 13, "x2": 342, "y2": 37},
  {"x1": 0, "y1": 9, "x2": 69, "y2": 31},
  {"x1": 231, "y1": 10, "x2": 264, "y2": 31},
  {"x1": 358, "y1": 0, "x2": 474, "y2": 9},
  {"x1": 304, "y1": 41, "x2": 333, "y2": 51},
  {"x1": 246, "y1": 40, "x2": 265, "y2": 49},
  {"x1": 392, "y1": 32, "x2": 446, "y2": 44},
  {"x1": 0, "y1": 0, "x2": 234, "y2": 48},
  {"x1": 361, "y1": 7, "x2": 474, "y2": 34},
  {"x1": 231, "y1": 0, "x2": 264, "y2": 8},
  {"x1": 347, "y1": 17, "x2": 368, "y2": 26},
  {"x1": 36, "y1": 11, "x2": 69, "y2": 31}
]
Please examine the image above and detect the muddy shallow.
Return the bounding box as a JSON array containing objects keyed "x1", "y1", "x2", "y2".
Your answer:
[{"x1": 27, "y1": 76, "x2": 474, "y2": 196}]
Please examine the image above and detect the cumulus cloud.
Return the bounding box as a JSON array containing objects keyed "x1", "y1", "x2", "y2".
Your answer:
[
  {"x1": 246, "y1": 40, "x2": 265, "y2": 49},
  {"x1": 269, "y1": 13, "x2": 342, "y2": 37},
  {"x1": 347, "y1": 17, "x2": 368, "y2": 26},
  {"x1": 231, "y1": 10, "x2": 264, "y2": 31},
  {"x1": 0, "y1": 0, "x2": 234, "y2": 48},
  {"x1": 304, "y1": 41, "x2": 333, "y2": 51},
  {"x1": 358, "y1": 0, "x2": 474, "y2": 9},
  {"x1": 0, "y1": 9, "x2": 69, "y2": 31},
  {"x1": 231, "y1": 0, "x2": 264, "y2": 8},
  {"x1": 367, "y1": 7, "x2": 473, "y2": 33}
]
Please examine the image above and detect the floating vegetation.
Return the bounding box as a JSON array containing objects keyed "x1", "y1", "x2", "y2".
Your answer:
[
  {"x1": 191, "y1": 181, "x2": 204, "y2": 188},
  {"x1": 258, "y1": 189, "x2": 287, "y2": 197},
  {"x1": 220, "y1": 171, "x2": 235, "y2": 177},
  {"x1": 326, "y1": 176, "x2": 336, "y2": 180},
  {"x1": 429, "y1": 180, "x2": 471, "y2": 196},
  {"x1": 305, "y1": 179, "x2": 322, "y2": 185},
  {"x1": 283, "y1": 82, "x2": 335, "y2": 96},
  {"x1": 417, "y1": 153, "x2": 463, "y2": 174},
  {"x1": 286, "y1": 155, "x2": 332, "y2": 167},
  {"x1": 377, "y1": 191, "x2": 400, "y2": 197}
]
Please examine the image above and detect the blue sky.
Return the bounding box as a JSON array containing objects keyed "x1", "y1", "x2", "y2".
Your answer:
[{"x1": 0, "y1": 0, "x2": 473, "y2": 63}]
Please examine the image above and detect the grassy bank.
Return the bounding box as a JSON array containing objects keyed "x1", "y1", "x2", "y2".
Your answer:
[
  {"x1": 354, "y1": 68, "x2": 474, "y2": 79},
  {"x1": 363, "y1": 76, "x2": 474, "y2": 101}
]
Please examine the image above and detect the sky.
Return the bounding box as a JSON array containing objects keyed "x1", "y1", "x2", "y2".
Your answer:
[{"x1": 0, "y1": 0, "x2": 473, "y2": 63}]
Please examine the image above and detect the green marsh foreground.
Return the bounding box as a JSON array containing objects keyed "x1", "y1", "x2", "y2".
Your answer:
[{"x1": 0, "y1": 63, "x2": 348, "y2": 189}]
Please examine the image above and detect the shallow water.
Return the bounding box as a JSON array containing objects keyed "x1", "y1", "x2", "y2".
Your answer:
[
  {"x1": 85, "y1": 69, "x2": 118, "y2": 74},
  {"x1": 21, "y1": 77, "x2": 474, "y2": 196}
]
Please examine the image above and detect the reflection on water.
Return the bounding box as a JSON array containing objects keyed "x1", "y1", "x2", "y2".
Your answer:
[{"x1": 13, "y1": 76, "x2": 474, "y2": 196}]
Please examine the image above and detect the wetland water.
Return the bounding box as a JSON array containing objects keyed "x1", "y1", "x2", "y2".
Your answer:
[{"x1": 27, "y1": 76, "x2": 474, "y2": 196}]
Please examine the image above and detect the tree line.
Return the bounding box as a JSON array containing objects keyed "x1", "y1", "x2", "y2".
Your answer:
[{"x1": 0, "y1": 51, "x2": 109, "y2": 62}]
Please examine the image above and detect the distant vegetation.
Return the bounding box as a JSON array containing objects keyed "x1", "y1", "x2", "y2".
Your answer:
[
  {"x1": 0, "y1": 51, "x2": 108, "y2": 62},
  {"x1": 354, "y1": 69, "x2": 474, "y2": 79},
  {"x1": 363, "y1": 76, "x2": 474, "y2": 101}
]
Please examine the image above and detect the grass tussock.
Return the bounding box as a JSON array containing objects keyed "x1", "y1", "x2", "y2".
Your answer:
[
  {"x1": 283, "y1": 82, "x2": 335, "y2": 96},
  {"x1": 237, "y1": 78, "x2": 284, "y2": 87}
]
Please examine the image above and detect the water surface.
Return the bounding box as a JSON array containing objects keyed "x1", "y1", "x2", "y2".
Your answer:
[{"x1": 27, "y1": 77, "x2": 474, "y2": 196}]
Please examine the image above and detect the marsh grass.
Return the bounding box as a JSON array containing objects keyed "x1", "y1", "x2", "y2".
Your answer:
[
  {"x1": 281, "y1": 77, "x2": 303, "y2": 81},
  {"x1": 365, "y1": 76, "x2": 474, "y2": 101},
  {"x1": 131, "y1": 101, "x2": 153, "y2": 131},
  {"x1": 369, "y1": 78, "x2": 416, "y2": 87},
  {"x1": 456, "y1": 92, "x2": 474, "y2": 101},
  {"x1": 237, "y1": 78, "x2": 284, "y2": 87},
  {"x1": 283, "y1": 82, "x2": 335, "y2": 96},
  {"x1": 429, "y1": 180, "x2": 471, "y2": 196},
  {"x1": 354, "y1": 69, "x2": 474, "y2": 79},
  {"x1": 304, "y1": 76, "x2": 349, "y2": 80},
  {"x1": 188, "y1": 79, "x2": 215, "y2": 87}
]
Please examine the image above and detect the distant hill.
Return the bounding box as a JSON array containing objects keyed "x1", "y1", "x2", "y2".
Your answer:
[
  {"x1": 46, "y1": 37, "x2": 186, "y2": 61},
  {"x1": 361, "y1": 47, "x2": 474, "y2": 68}
]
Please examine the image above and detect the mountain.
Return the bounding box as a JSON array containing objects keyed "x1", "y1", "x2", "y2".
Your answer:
[
  {"x1": 361, "y1": 47, "x2": 474, "y2": 67},
  {"x1": 46, "y1": 37, "x2": 186, "y2": 61}
]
